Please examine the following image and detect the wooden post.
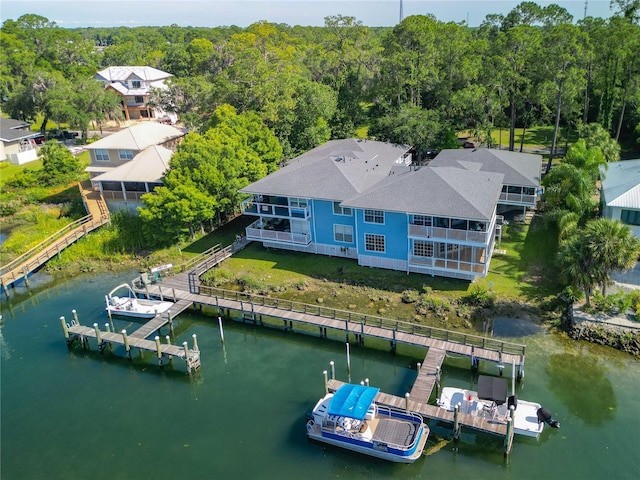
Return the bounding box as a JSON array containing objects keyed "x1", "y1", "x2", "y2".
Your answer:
[
  {"x1": 72, "y1": 309, "x2": 79, "y2": 325},
  {"x1": 416, "y1": 362, "x2": 421, "y2": 374},
  {"x1": 121, "y1": 330, "x2": 131, "y2": 359},
  {"x1": 168, "y1": 310, "x2": 174, "y2": 334},
  {"x1": 105, "y1": 323, "x2": 110, "y2": 333},
  {"x1": 365, "y1": 378, "x2": 369, "y2": 386},
  {"x1": 165, "y1": 334, "x2": 171, "y2": 345},
  {"x1": 405, "y1": 393, "x2": 410, "y2": 413},
  {"x1": 22, "y1": 267, "x2": 29, "y2": 287},
  {"x1": 155, "y1": 336, "x2": 163, "y2": 366},
  {"x1": 192, "y1": 333, "x2": 199, "y2": 352},
  {"x1": 330, "y1": 361, "x2": 335, "y2": 380},
  {"x1": 323, "y1": 370, "x2": 328, "y2": 394},
  {"x1": 453, "y1": 403, "x2": 461, "y2": 440},
  {"x1": 93, "y1": 323, "x2": 102, "y2": 346},
  {"x1": 60, "y1": 316, "x2": 69, "y2": 339},
  {"x1": 183, "y1": 341, "x2": 190, "y2": 372},
  {"x1": 504, "y1": 417, "x2": 513, "y2": 455}
]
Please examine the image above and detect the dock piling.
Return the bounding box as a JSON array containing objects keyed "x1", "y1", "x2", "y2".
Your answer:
[
  {"x1": 330, "y1": 361, "x2": 335, "y2": 380},
  {"x1": 405, "y1": 393, "x2": 410, "y2": 413},
  {"x1": 192, "y1": 334, "x2": 199, "y2": 353},
  {"x1": 365, "y1": 378, "x2": 369, "y2": 386},
  {"x1": 155, "y1": 336, "x2": 163, "y2": 365},
  {"x1": 345, "y1": 342, "x2": 351, "y2": 378},
  {"x1": 121, "y1": 330, "x2": 131, "y2": 359},
  {"x1": 72, "y1": 309, "x2": 79, "y2": 325},
  {"x1": 323, "y1": 370, "x2": 328, "y2": 394},
  {"x1": 93, "y1": 323, "x2": 102, "y2": 346},
  {"x1": 453, "y1": 403, "x2": 461, "y2": 440},
  {"x1": 105, "y1": 322, "x2": 110, "y2": 333},
  {"x1": 218, "y1": 316, "x2": 225, "y2": 344},
  {"x1": 60, "y1": 316, "x2": 69, "y2": 339}
]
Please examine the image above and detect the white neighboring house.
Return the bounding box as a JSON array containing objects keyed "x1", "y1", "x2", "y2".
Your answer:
[
  {"x1": 600, "y1": 159, "x2": 640, "y2": 238},
  {"x1": 86, "y1": 123, "x2": 185, "y2": 212},
  {"x1": 94, "y1": 66, "x2": 176, "y2": 123},
  {"x1": 0, "y1": 118, "x2": 40, "y2": 165}
]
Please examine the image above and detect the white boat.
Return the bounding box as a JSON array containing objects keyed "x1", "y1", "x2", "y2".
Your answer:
[
  {"x1": 436, "y1": 375, "x2": 544, "y2": 438},
  {"x1": 306, "y1": 384, "x2": 429, "y2": 463},
  {"x1": 105, "y1": 283, "x2": 174, "y2": 319}
]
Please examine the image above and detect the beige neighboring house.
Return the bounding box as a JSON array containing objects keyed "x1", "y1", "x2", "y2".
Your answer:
[
  {"x1": 600, "y1": 159, "x2": 640, "y2": 238},
  {"x1": 94, "y1": 66, "x2": 176, "y2": 122},
  {"x1": 0, "y1": 118, "x2": 40, "y2": 164},
  {"x1": 86, "y1": 123, "x2": 185, "y2": 212}
]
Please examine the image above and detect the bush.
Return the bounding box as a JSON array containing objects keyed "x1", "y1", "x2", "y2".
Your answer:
[
  {"x1": 416, "y1": 294, "x2": 451, "y2": 317},
  {"x1": 461, "y1": 284, "x2": 496, "y2": 308},
  {"x1": 401, "y1": 289, "x2": 420, "y2": 303}
]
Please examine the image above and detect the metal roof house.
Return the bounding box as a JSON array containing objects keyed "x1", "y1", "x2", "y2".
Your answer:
[
  {"x1": 600, "y1": 159, "x2": 640, "y2": 238},
  {"x1": 94, "y1": 66, "x2": 174, "y2": 122},
  {"x1": 239, "y1": 139, "x2": 505, "y2": 281},
  {"x1": 429, "y1": 148, "x2": 542, "y2": 215},
  {"x1": 85, "y1": 123, "x2": 185, "y2": 212}
]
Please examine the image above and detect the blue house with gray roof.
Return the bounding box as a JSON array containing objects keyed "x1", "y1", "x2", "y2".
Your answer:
[{"x1": 240, "y1": 139, "x2": 508, "y2": 281}]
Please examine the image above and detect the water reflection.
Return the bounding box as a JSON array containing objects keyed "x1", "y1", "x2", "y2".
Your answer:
[{"x1": 546, "y1": 352, "x2": 616, "y2": 426}]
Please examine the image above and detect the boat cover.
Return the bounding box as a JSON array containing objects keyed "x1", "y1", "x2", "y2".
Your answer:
[
  {"x1": 477, "y1": 375, "x2": 508, "y2": 405},
  {"x1": 328, "y1": 384, "x2": 380, "y2": 420}
]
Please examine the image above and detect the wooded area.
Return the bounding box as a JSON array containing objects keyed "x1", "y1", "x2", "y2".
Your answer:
[{"x1": 1, "y1": 1, "x2": 639, "y2": 162}]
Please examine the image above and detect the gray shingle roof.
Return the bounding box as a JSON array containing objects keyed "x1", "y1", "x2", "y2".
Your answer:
[
  {"x1": 430, "y1": 148, "x2": 541, "y2": 187},
  {"x1": 0, "y1": 118, "x2": 36, "y2": 143},
  {"x1": 94, "y1": 66, "x2": 172, "y2": 82},
  {"x1": 239, "y1": 139, "x2": 412, "y2": 201},
  {"x1": 600, "y1": 159, "x2": 640, "y2": 209},
  {"x1": 342, "y1": 166, "x2": 504, "y2": 221}
]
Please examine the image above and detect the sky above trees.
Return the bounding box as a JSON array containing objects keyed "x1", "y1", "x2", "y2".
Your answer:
[{"x1": 2, "y1": 1, "x2": 616, "y2": 29}]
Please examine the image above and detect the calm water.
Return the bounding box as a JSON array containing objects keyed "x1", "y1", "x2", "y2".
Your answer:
[{"x1": 1, "y1": 272, "x2": 639, "y2": 480}]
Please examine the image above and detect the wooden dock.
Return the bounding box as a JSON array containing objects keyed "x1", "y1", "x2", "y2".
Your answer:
[
  {"x1": 61, "y1": 297, "x2": 199, "y2": 373},
  {"x1": 410, "y1": 348, "x2": 446, "y2": 403},
  {"x1": 1, "y1": 182, "x2": 110, "y2": 294},
  {"x1": 138, "y1": 280, "x2": 526, "y2": 379}
]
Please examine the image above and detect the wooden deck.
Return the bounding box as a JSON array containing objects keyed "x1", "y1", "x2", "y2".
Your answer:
[
  {"x1": 410, "y1": 348, "x2": 446, "y2": 403},
  {"x1": 138, "y1": 278, "x2": 526, "y2": 375},
  {"x1": 128, "y1": 299, "x2": 193, "y2": 339},
  {"x1": 1, "y1": 182, "x2": 110, "y2": 292},
  {"x1": 63, "y1": 314, "x2": 200, "y2": 373}
]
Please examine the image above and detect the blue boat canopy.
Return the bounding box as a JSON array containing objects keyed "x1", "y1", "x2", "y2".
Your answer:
[{"x1": 328, "y1": 384, "x2": 380, "y2": 420}]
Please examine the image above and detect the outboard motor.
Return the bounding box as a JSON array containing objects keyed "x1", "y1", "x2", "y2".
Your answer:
[
  {"x1": 507, "y1": 395, "x2": 518, "y2": 411},
  {"x1": 537, "y1": 407, "x2": 560, "y2": 428}
]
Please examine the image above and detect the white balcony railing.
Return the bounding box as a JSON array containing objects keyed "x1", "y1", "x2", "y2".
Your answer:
[
  {"x1": 499, "y1": 192, "x2": 537, "y2": 206},
  {"x1": 245, "y1": 225, "x2": 311, "y2": 245},
  {"x1": 241, "y1": 197, "x2": 310, "y2": 219},
  {"x1": 408, "y1": 224, "x2": 490, "y2": 244}
]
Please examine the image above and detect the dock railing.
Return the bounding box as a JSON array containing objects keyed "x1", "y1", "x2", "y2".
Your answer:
[{"x1": 197, "y1": 285, "x2": 526, "y2": 356}]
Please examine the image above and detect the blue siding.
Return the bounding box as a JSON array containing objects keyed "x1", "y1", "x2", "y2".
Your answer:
[
  {"x1": 355, "y1": 210, "x2": 408, "y2": 259},
  {"x1": 312, "y1": 199, "x2": 356, "y2": 246}
]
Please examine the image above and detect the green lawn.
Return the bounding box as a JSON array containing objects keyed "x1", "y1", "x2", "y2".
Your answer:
[{"x1": 488, "y1": 126, "x2": 579, "y2": 150}]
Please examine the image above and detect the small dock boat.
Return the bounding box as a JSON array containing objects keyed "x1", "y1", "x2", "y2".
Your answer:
[
  {"x1": 306, "y1": 384, "x2": 429, "y2": 463},
  {"x1": 105, "y1": 283, "x2": 174, "y2": 319},
  {"x1": 437, "y1": 375, "x2": 544, "y2": 438}
]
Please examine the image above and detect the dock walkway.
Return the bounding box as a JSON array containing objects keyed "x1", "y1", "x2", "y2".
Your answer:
[
  {"x1": 1, "y1": 182, "x2": 110, "y2": 293},
  {"x1": 139, "y1": 279, "x2": 526, "y2": 376},
  {"x1": 65, "y1": 323, "x2": 200, "y2": 372}
]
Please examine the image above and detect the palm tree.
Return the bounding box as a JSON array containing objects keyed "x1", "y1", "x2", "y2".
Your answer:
[
  {"x1": 557, "y1": 233, "x2": 603, "y2": 307},
  {"x1": 584, "y1": 218, "x2": 640, "y2": 295}
]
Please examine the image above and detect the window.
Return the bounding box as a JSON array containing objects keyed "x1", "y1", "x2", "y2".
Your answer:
[
  {"x1": 132, "y1": 80, "x2": 141, "y2": 88},
  {"x1": 365, "y1": 233, "x2": 385, "y2": 252},
  {"x1": 334, "y1": 224, "x2": 353, "y2": 243},
  {"x1": 621, "y1": 209, "x2": 640, "y2": 226},
  {"x1": 134, "y1": 96, "x2": 144, "y2": 104},
  {"x1": 413, "y1": 240, "x2": 434, "y2": 257},
  {"x1": 412, "y1": 215, "x2": 432, "y2": 226},
  {"x1": 95, "y1": 149, "x2": 109, "y2": 162},
  {"x1": 434, "y1": 217, "x2": 450, "y2": 228},
  {"x1": 290, "y1": 197, "x2": 308, "y2": 208},
  {"x1": 119, "y1": 150, "x2": 134, "y2": 160},
  {"x1": 364, "y1": 209, "x2": 384, "y2": 224},
  {"x1": 333, "y1": 202, "x2": 352, "y2": 216}
]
